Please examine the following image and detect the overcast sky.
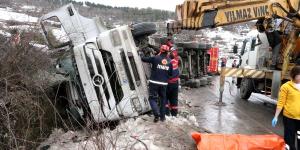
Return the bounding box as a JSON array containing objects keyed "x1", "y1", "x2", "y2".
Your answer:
[{"x1": 73, "y1": 0, "x2": 184, "y2": 11}]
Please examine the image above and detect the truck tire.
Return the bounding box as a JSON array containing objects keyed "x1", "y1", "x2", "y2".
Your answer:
[
  {"x1": 240, "y1": 78, "x2": 254, "y2": 100},
  {"x1": 131, "y1": 23, "x2": 157, "y2": 38}
]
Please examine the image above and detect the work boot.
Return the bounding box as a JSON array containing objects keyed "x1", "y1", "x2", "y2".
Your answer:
[
  {"x1": 165, "y1": 110, "x2": 171, "y2": 116},
  {"x1": 160, "y1": 117, "x2": 166, "y2": 122},
  {"x1": 153, "y1": 116, "x2": 159, "y2": 123},
  {"x1": 171, "y1": 110, "x2": 178, "y2": 117}
]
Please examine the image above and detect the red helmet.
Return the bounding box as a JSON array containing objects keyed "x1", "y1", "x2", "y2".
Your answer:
[
  {"x1": 160, "y1": 45, "x2": 170, "y2": 53},
  {"x1": 171, "y1": 49, "x2": 178, "y2": 58},
  {"x1": 166, "y1": 41, "x2": 173, "y2": 48}
]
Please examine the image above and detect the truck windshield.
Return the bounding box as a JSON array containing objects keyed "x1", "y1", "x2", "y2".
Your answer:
[{"x1": 40, "y1": 17, "x2": 71, "y2": 48}]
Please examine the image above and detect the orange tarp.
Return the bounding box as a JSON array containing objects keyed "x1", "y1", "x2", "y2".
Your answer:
[{"x1": 192, "y1": 132, "x2": 285, "y2": 150}]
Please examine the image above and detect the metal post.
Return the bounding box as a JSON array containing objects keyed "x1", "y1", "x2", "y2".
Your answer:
[
  {"x1": 216, "y1": 67, "x2": 226, "y2": 106},
  {"x1": 196, "y1": 50, "x2": 200, "y2": 77},
  {"x1": 188, "y1": 51, "x2": 192, "y2": 78},
  {"x1": 271, "y1": 71, "x2": 281, "y2": 99}
]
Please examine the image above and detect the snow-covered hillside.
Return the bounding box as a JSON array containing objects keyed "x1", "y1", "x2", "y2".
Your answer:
[
  {"x1": 0, "y1": 7, "x2": 38, "y2": 22},
  {"x1": 0, "y1": 5, "x2": 61, "y2": 50},
  {"x1": 0, "y1": 5, "x2": 39, "y2": 37}
]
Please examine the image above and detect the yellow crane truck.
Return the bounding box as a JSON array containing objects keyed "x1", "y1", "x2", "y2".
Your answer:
[{"x1": 168, "y1": 0, "x2": 300, "y2": 104}]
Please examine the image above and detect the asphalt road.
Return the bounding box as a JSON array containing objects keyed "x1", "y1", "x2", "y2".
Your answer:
[{"x1": 183, "y1": 77, "x2": 284, "y2": 136}]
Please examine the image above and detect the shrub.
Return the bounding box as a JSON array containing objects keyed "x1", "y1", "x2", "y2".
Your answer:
[{"x1": 0, "y1": 32, "x2": 56, "y2": 149}]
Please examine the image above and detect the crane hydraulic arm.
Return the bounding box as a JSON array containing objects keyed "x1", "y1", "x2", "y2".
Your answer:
[{"x1": 171, "y1": 0, "x2": 300, "y2": 30}]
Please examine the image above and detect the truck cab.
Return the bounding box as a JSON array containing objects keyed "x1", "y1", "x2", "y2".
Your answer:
[
  {"x1": 39, "y1": 4, "x2": 150, "y2": 123},
  {"x1": 240, "y1": 31, "x2": 270, "y2": 70}
]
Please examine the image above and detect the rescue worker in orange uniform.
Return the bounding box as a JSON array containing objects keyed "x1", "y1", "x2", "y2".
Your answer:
[{"x1": 166, "y1": 41, "x2": 180, "y2": 117}]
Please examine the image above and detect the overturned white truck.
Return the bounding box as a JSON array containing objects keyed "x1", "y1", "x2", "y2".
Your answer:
[{"x1": 39, "y1": 4, "x2": 153, "y2": 124}]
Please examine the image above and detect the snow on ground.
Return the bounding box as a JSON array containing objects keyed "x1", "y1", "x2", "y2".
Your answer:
[
  {"x1": 0, "y1": 30, "x2": 11, "y2": 37},
  {"x1": 21, "y1": 5, "x2": 36, "y2": 10},
  {"x1": 40, "y1": 115, "x2": 200, "y2": 150},
  {"x1": 39, "y1": 93, "x2": 203, "y2": 150},
  {"x1": 206, "y1": 27, "x2": 248, "y2": 56},
  {"x1": 7, "y1": 25, "x2": 36, "y2": 30},
  {"x1": 0, "y1": 8, "x2": 38, "y2": 22},
  {"x1": 207, "y1": 30, "x2": 240, "y2": 40}
]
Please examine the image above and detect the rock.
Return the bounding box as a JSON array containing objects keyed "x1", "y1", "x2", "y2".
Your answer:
[{"x1": 40, "y1": 145, "x2": 50, "y2": 150}]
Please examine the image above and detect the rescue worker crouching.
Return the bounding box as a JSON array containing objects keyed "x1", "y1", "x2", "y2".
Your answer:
[
  {"x1": 141, "y1": 45, "x2": 173, "y2": 123},
  {"x1": 166, "y1": 47, "x2": 180, "y2": 117}
]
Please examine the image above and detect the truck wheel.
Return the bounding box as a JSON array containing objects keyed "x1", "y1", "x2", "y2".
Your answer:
[
  {"x1": 240, "y1": 78, "x2": 254, "y2": 100},
  {"x1": 131, "y1": 23, "x2": 157, "y2": 38}
]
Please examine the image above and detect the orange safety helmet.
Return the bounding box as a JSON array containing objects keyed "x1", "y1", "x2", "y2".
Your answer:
[{"x1": 160, "y1": 45, "x2": 170, "y2": 53}]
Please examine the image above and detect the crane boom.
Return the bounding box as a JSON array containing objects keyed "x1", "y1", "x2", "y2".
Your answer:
[{"x1": 172, "y1": 0, "x2": 299, "y2": 30}]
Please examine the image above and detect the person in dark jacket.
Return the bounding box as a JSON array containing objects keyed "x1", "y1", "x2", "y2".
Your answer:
[
  {"x1": 221, "y1": 58, "x2": 227, "y2": 67},
  {"x1": 141, "y1": 45, "x2": 173, "y2": 122},
  {"x1": 231, "y1": 60, "x2": 238, "y2": 83},
  {"x1": 233, "y1": 43, "x2": 238, "y2": 54},
  {"x1": 166, "y1": 47, "x2": 180, "y2": 116},
  {"x1": 264, "y1": 19, "x2": 282, "y2": 70},
  {"x1": 232, "y1": 60, "x2": 237, "y2": 68}
]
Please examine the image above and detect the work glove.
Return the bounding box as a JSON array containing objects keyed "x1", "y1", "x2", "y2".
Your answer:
[
  {"x1": 138, "y1": 51, "x2": 144, "y2": 57},
  {"x1": 272, "y1": 117, "x2": 278, "y2": 127}
]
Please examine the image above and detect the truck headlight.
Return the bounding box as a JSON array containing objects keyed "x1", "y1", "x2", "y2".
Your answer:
[{"x1": 131, "y1": 97, "x2": 142, "y2": 113}]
